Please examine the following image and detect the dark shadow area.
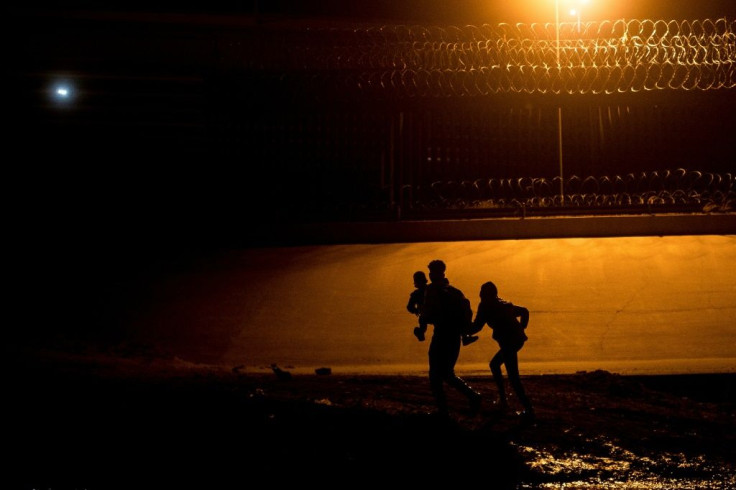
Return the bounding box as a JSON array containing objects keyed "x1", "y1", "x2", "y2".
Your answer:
[
  {"x1": 6, "y1": 361, "x2": 524, "y2": 488},
  {"x1": 6, "y1": 356, "x2": 735, "y2": 489}
]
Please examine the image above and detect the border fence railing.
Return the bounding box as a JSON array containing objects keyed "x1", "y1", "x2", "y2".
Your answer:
[{"x1": 213, "y1": 18, "x2": 736, "y2": 222}]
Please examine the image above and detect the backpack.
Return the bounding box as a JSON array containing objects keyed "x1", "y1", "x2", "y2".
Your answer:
[{"x1": 440, "y1": 285, "x2": 473, "y2": 332}]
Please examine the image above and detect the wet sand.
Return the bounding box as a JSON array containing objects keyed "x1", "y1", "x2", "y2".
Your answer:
[{"x1": 7, "y1": 351, "x2": 735, "y2": 489}]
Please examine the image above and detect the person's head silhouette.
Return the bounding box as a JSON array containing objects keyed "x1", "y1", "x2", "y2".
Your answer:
[
  {"x1": 428, "y1": 259, "x2": 446, "y2": 283},
  {"x1": 413, "y1": 271, "x2": 428, "y2": 288},
  {"x1": 480, "y1": 281, "x2": 498, "y2": 301}
]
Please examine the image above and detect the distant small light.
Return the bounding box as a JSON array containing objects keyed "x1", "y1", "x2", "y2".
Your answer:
[{"x1": 49, "y1": 79, "x2": 76, "y2": 106}]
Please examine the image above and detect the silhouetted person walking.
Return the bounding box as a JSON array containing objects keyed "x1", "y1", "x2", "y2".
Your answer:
[
  {"x1": 417, "y1": 259, "x2": 481, "y2": 417},
  {"x1": 407, "y1": 271, "x2": 429, "y2": 340},
  {"x1": 407, "y1": 270, "x2": 428, "y2": 316},
  {"x1": 468, "y1": 281, "x2": 534, "y2": 423}
]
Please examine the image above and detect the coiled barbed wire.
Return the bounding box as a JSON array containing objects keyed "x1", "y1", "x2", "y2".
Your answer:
[
  {"x1": 400, "y1": 169, "x2": 734, "y2": 213},
  {"x1": 224, "y1": 18, "x2": 736, "y2": 96}
]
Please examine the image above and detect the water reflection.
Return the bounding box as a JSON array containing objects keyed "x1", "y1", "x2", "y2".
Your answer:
[{"x1": 516, "y1": 441, "x2": 735, "y2": 489}]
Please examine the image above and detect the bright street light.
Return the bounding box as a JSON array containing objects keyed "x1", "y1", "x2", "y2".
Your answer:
[{"x1": 570, "y1": 8, "x2": 581, "y2": 31}]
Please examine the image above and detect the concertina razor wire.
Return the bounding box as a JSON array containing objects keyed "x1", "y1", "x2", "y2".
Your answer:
[{"x1": 223, "y1": 18, "x2": 736, "y2": 96}]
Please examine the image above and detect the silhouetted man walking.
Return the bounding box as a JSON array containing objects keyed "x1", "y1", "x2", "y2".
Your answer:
[{"x1": 417, "y1": 259, "x2": 481, "y2": 417}]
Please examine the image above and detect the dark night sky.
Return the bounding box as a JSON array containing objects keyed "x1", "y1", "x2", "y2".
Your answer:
[{"x1": 10, "y1": 1, "x2": 736, "y2": 22}]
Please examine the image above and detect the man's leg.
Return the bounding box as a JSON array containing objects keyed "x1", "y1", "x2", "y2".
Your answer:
[
  {"x1": 446, "y1": 373, "x2": 482, "y2": 413},
  {"x1": 445, "y1": 339, "x2": 481, "y2": 411},
  {"x1": 429, "y1": 370, "x2": 448, "y2": 414},
  {"x1": 428, "y1": 341, "x2": 448, "y2": 416}
]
